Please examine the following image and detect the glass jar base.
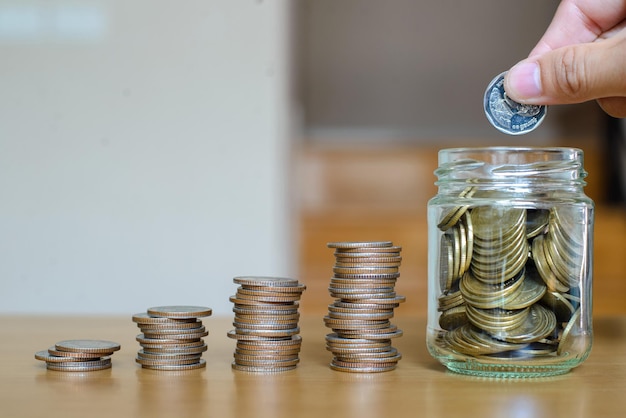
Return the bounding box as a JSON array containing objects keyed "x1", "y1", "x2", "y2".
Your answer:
[{"x1": 443, "y1": 359, "x2": 576, "y2": 378}]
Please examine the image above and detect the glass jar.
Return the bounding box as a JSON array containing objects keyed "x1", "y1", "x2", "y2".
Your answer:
[{"x1": 426, "y1": 147, "x2": 593, "y2": 378}]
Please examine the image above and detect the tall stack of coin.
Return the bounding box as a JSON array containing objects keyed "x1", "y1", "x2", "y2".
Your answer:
[
  {"x1": 35, "y1": 339, "x2": 121, "y2": 371},
  {"x1": 132, "y1": 305, "x2": 212, "y2": 371},
  {"x1": 324, "y1": 241, "x2": 405, "y2": 373},
  {"x1": 435, "y1": 191, "x2": 585, "y2": 358},
  {"x1": 228, "y1": 276, "x2": 306, "y2": 373}
]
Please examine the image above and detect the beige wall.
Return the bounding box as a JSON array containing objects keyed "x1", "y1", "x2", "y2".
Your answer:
[{"x1": 0, "y1": 0, "x2": 296, "y2": 315}]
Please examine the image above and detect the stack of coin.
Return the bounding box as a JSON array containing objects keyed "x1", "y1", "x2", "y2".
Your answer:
[
  {"x1": 132, "y1": 305, "x2": 212, "y2": 371},
  {"x1": 35, "y1": 339, "x2": 120, "y2": 371},
  {"x1": 324, "y1": 241, "x2": 405, "y2": 373},
  {"x1": 435, "y1": 193, "x2": 585, "y2": 359},
  {"x1": 228, "y1": 276, "x2": 306, "y2": 373}
]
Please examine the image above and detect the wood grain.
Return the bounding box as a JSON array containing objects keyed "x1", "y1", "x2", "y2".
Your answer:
[{"x1": 2, "y1": 315, "x2": 625, "y2": 418}]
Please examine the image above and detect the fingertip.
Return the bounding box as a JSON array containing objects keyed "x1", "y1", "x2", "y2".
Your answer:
[{"x1": 505, "y1": 61, "x2": 543, "y2": 103}]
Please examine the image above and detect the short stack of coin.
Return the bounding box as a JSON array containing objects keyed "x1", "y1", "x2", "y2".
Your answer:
[
  {"x1": 324, "y1": 241, "x2": 406, "y2": 373},
  {"x1": 35, "y1": 339, "x2": 120, "y2": 371},
  {"x1": 132, "y1": 305, "x2": 212, "y2": 371},
  {"x1": 228, "y1": 276, "x2": 306, "y2": 373}
]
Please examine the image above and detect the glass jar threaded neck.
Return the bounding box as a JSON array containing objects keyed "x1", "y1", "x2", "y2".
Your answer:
[{"x1": 435, "y1": 147, "x2": 587, "y2": 193}]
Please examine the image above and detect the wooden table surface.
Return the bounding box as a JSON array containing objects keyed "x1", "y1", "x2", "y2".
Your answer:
[{"x1": 2, "y1": 314, "x2": 625, "y2": 418}]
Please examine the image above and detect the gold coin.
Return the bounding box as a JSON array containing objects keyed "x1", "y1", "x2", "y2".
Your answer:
[
  {"x1": 437, "y1": 290, "x2": 464, "y2": 312},
  {"x1": 501, "y1": 273, "x2": 546, "y2": 310},
  {"x1": 437, "y1": 187, "x2": 476, "y2": 231},
  {"x1": 532, "y1": 235, "x2": 569, "y2": 292},
  {"x1": 540, "y1": 290, "x2": 576, "y2": 322},
  {"x1": 439, "y1": 305, "x2": 468, "y2": 330},
  {"x1": 526, "y1": 209, "x2": 549, "y2": 239},
  {"x1": 557, "y1": 308, "x2": 582, "y2": 356},
  {"x1": 490, "y1": 304, "x2": 557, "y2": 344},
  {"x1": 471, "y1": 206, "x2": 526, "y2": 242}
]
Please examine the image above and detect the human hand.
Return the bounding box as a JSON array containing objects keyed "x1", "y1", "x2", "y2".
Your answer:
[{"x1": 504, "y1": 0, "x2": 626, "y2": 117}]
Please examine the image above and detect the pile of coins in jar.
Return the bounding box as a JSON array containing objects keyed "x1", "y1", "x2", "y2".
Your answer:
[{"x1": 435, "y1": 187, "x2": 585, "y2": 359}]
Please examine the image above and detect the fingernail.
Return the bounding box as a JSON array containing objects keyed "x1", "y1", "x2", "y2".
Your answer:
[{"x1": 507, "y1": 61, "x2": 542, "y2": 100}]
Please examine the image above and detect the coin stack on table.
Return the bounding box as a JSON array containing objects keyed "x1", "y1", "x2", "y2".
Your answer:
[
  {"x1": 228, "y1": 276, "x2": 306, "y2": 373},
  {"x1": 324, "y1": 241, "x2": 406, "y2": 373},
  {"x1": 132, "y1": 305, "x2": 212, "y2": 371},
  {"x1": 35, "y1": 339, "x2": 121, "y2": 372},
  {"x1": 435, "y1": 190, "x2": 585, "y2": 358}
]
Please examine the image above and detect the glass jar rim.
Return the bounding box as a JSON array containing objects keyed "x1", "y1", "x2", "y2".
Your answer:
[
  {"x1": 439, "y1": 146, "x2": 583, "y2": 160},
  {"x1": 435, "y1": 146, "x2": 587, "y2": 184}
]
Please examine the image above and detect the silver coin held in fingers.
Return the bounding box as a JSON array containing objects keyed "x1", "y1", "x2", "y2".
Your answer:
[{"x1": 484, "y1": 72, "x2": 547, "y2": 135}]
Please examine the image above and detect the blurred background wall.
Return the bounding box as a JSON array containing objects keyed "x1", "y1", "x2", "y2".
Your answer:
[
  {"x1": 0, "y1": 0, "x2": 296, "y2": 315},
  {"x1": 1, "y1": 0, "x2": 624, "y2": 316}
]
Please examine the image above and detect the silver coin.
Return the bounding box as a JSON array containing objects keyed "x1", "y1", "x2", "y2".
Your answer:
[
  {"x1": 146, "y1": 305, "x2": 212, "y2": 319},
  {"x1": 233, "y1": 276, "x2": 300, "y2": 287},
  {"x1": 46, "y1": 358, "x2": 112, "y2": 372},
  {"x1": 329, "y1": 362, "x2": 397, "y2": 373},
  {"x1": 484, "y1": 72, "x2": 547, "y2": 135},
  {"x1": 35, "y1": 350, "x2": 91, "y2": 363},
  {"x1": 327, "y1": 241, "x2": 393, "y2": 249},
  {"x1": 55, "y1": 339, "x2": 121, "y2": 354},
  {"x1": 141, "y1": 344, "x2": 208, "y2": 355},
  {"x1": 46, "y1": 347, "x2": 107, "y2": 359},
  {"x1": 231, "y1": 362, "x2": 297, "y2": 373},
  {"x1": 132, "y1": 312, "x2": 199, "y2": 325},
  {"x1": 135, "y1": 356, "x2": 202, "y2": 367},
  {"x1": 140, "y1": 359, "x2": 206, "y2": 371}
]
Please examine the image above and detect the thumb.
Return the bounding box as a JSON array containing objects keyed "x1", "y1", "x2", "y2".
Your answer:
[{"x1": 505, "y1": 34, "x2": 626, "y2": 105}]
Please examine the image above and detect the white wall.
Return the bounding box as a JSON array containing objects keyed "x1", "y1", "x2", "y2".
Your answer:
[{"x1": 0, "y1": 0, "x2": 296, "y2": 315}]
